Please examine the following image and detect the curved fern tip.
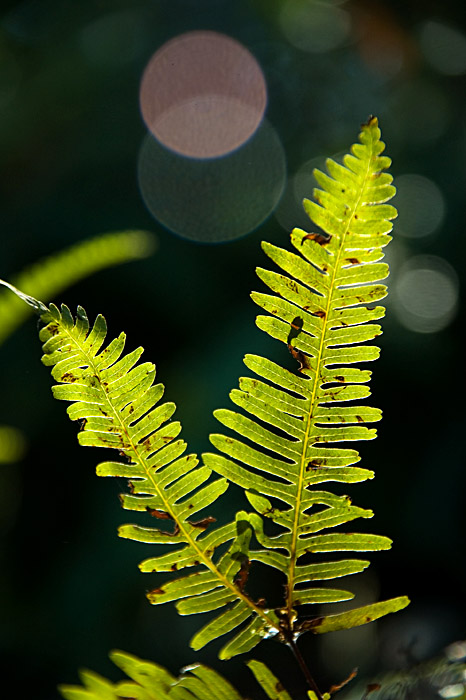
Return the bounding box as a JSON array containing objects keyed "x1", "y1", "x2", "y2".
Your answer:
[{"x1": 363, "y1": 114, "x2": 377, "y2": 127}]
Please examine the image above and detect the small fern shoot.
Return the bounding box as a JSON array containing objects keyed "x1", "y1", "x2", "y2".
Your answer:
[{"x1": 203, "y1": 116, "x2": 409, "y2": 642}]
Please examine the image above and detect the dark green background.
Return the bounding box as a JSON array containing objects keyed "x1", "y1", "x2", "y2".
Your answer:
[{"x1": 1, "y1": 1, "x2": 465, "y2": 698}]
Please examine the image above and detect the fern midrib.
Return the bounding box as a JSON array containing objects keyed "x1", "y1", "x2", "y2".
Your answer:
[
  {"x1": 57, "y1": 321, "x2": 280, "y2": 635},
  {"x1": 285, "y1": 146, "x2": 374, "y2": 620}
]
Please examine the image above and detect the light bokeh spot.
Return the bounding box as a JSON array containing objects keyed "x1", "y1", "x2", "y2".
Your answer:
[
  {"x1": 394, "y1": 255, "x2": 458, "y2": 334},
  {"x1": 138, "y1": 120, "x2": 286, "y2": 243},
  {"x1": 419, "y1": 20, "x2": 466, "y2": 76},
  {"x1": 279, "y1": 0, "x2": 350, "y2": 53},
  {"x1": 139, "y1": 31, "x2": 267, "y2": 159},
  {"x1": 439, "y1": 685, "x2": 465, "y2": 699},
  {"x1": 445, "y1": 640, "x2": 466, "y2": 662},
  {"x1": 394, "y1": 174, "x2": 445, "y2": 239}
]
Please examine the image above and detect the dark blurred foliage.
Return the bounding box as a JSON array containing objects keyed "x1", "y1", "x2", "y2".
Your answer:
[{"x1": 0, "y1": 1, "x2": 465, "y2": 698}]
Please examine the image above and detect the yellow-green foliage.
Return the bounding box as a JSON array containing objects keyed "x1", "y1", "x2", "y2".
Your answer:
[{"x1": 1, "y1": 119, "x2": 409, "y2": 700}]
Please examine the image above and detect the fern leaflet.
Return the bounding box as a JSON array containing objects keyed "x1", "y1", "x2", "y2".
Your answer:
[{"x1": 203, "y1": 117, "x2": 409, "y2": 639}]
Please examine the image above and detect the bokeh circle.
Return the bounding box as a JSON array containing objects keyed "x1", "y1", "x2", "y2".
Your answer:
[
  {"x1": 139, "y1": 31, "x2": 267, "y2": 159},
  {"x1": 138, "y1": 120, "x2": 286, "y2": 243}
]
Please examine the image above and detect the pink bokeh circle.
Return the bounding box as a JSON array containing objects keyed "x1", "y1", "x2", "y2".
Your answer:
[{"x1": 139, "y1": 31, "x2": 267, "y2": 159}]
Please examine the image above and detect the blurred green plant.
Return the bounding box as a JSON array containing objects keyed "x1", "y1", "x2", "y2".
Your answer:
[
  {"x1": 0, "y1": 229, "x2": 155, "y2": 463},
  {"x1": 0, "y1": 229, "x2": 155, "y2": 346},
  {"x1": 1, "y1": 119, "x2": 410, "y2": 699},
  {"x1": 0, "y1": 425, "x2": 26, "y2": 464},
  {"x1": 341, "y1": 639, "x2": 466, "y2": 699}
]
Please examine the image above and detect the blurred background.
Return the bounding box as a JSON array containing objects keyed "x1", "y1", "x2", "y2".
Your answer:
[{"x1": 0, "y1": 1, "x2": 465, "y2": 698}]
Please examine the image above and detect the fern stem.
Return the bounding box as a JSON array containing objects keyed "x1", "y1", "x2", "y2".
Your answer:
[{"x1": 287, "y1": 637, "x2": 324, "y2": 700}]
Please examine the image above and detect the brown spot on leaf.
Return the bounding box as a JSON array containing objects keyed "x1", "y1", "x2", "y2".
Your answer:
[
  {"x1": 290, "y1": 316, "x2": 303, "y2": 332},
  {"x1": 288, "y1": 344, "x2": 310, "y2": 372},
  {"x1": 234, "y1": 558, "x2": 250, "y2": 592},
  {"x1": 301, "y1": 232, "x2": 331, "y2": 246},
  {"x1": 312, "y1": 310, "x2": 326, "y2": 319},
  {"x1": 346, "y1": 258, "x2": 360, "y2": 265},
  {"x1": 189, "y1": 516, "x2": 216, "y2": 530},
  {"x1": 299, "y1": 616, "x2": 324, "y2": 632},
  {"x1": 149, "y1": 587, "x2": 165, "y2": 596},
  {"x1": 61, "y1": 372, "x2": 77, "y2": 383},
  {"x1": 356, "y1": 416, "x2": 364, "y2": 423},
  {"x1": 146, "y1": 508, "x2": 173, "y2": 520},
  {"x1": 287, "y1": 316, "x2": 304, "y2": 346},
  {"x1": 275, "y1": 681, "x2": 285, "y2": 693},
  {"x1": 170, "y1": 563, "x2": 178, "y2": 571},
  {"x1": 335, "y1": 375, "x2": 345, "y2": 382},
  {"x1": 306, "y1": 459, "x2": 323, "y2": 471}
]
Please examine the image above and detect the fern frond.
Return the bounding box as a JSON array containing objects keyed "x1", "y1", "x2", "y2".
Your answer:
[
  {"x1": 204, "y1": 117, "x2": 409, "y2": 637},
  {"x1": 2, "y1": 289, "x2": 282, "y2": 659},
  {"x1": 59, "y1": 651, "x2": 243, "y2": 700},
  {"x1": 59, "y1": 650, "x2": 295, "y2": 700},
  {"x1": 0, "y1": 229, "x2": 155, "y2": 345}
]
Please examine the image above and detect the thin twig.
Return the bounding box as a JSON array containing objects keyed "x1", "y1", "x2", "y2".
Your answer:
[{"x1": 287, "y1": 636, "x2": 324, "y2": 700}]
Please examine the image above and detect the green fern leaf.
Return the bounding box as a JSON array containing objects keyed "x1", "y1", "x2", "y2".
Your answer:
[
  {"x1": 0, "y1": 283, "x2": 283, "y2": 659},
  {"x1": 204, "y1": 117, "x2": 409, "y2": 637},
  {"x1": 247, "y1": 660, "x2": 293, "y2": 700}
]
